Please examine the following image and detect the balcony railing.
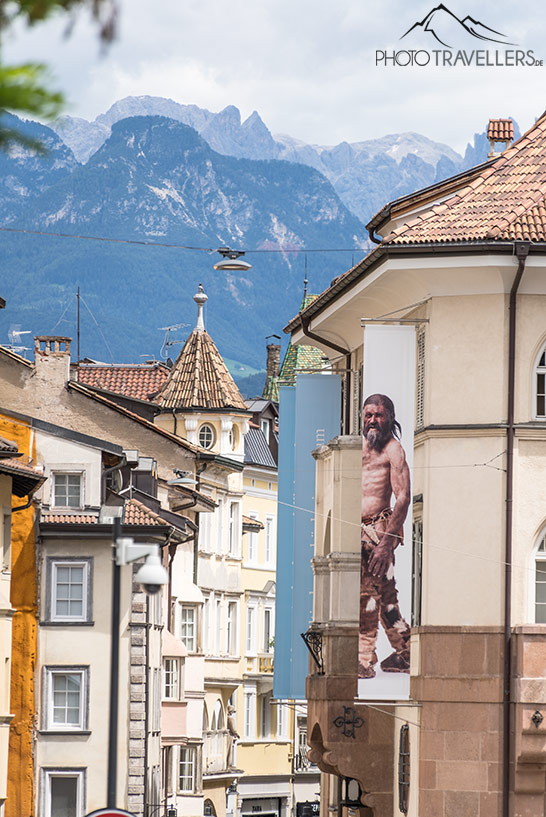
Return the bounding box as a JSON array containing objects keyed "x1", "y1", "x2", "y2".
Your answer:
[{"x1": 245, "y1": 652, "x2": 274, "y2": 674}]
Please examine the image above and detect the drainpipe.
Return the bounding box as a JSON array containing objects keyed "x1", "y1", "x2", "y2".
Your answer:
[
  {"x1": 503, "y1": 240, "x2": 530, "y2": 817},
  {"x1": 300, "y1": 317, "x2": 352, "y2": 434}
]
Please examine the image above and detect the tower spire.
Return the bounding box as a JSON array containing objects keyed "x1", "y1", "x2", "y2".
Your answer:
[{"x1": 194, "y1": 283, "x2": 208, "y2": 331}]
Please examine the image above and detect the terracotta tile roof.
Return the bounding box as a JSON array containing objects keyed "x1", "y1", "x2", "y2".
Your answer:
[
  {"x1": 67, "y1": 382, "x2": 200, "y2": 453},
  {"x1": 488, "y1": 118, "x2": 514, "y2": 141},
  {"x1": 386, "y1": 112, "x2": 546, "y2": 245},
  {"x1": 155, "y1": 329, "x2": 248, "y2": 411},
  {"x1": 1, "y1": 455, "x2": 46, "y2": 497},
  {"x1": 124, "y1": 498, "x2": 169, "y2": 527},
  {"x1": 75, "y1": 363, "x2": 169, "y2": 401},
  {"x1": 242, "y1": 514, "x2": 264, "y2": 530},
  {"x1": 41, "y1": 512, "x2": 98, "y2": 524},
  {"x1": 0, "y1": 435, "x2": 18, "y2": 453}
]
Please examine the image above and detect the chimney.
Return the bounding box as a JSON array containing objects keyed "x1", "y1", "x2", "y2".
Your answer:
[
  {"x1": 487, "y1": 118, "x2": 514, "y2": 158},
  {"x1": 266, "y1": 342, "x2": 280, "y2": 382},
  {"x1": 34, "y1": 336, "x2": 72, "y2": 388}
]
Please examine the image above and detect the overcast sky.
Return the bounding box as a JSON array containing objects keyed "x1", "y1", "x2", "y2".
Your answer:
[{"x1": 4, "y1": 0, "x2": 546, "y2": 154}]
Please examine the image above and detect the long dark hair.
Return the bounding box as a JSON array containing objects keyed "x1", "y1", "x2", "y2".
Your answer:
[{"x1": 363, "y1": 393, "x2": 402, "y2": 440}]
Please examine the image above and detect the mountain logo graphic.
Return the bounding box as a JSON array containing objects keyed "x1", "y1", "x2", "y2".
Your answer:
[{"x1": 401, "y1": 4, "x2": 517, "y2": 48}]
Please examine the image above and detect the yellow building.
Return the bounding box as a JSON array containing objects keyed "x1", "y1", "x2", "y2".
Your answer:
[{"x1": 0, "y1": 412, "x2": 44, "y2": 817}]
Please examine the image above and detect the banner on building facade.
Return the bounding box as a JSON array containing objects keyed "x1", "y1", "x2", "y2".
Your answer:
[{"x1": 358, "y1": 325, "x2": 415, "y2": 701}]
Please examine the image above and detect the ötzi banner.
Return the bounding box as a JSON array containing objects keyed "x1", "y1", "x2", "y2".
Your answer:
[{"x1": 358, "y1": 325, "x2": 415, "y2": 701}]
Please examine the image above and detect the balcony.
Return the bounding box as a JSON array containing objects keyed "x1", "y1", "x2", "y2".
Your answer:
[{"x1": 245, "y1": 652, "x2": 274, "y2": 675}]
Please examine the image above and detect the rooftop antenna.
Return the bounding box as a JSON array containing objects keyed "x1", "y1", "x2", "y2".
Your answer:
[
  {"x1": 304, "y1": 254, "x2": 308, "y2": 299},
  {"x1": 159, "y1": 323, "x2": 188, "y2": 361},
  {"x1": 6, "y1": 326, "x2": 31, "y2": 357}
]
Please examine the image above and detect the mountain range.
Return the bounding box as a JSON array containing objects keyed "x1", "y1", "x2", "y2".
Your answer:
[{"x1": 0, "y1": 98, "x2": 520, "y2": 371}]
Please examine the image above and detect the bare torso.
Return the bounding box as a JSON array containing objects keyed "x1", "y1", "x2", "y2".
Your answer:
[{"x1": 362, "y1": 437, "x2": 403, "y2": 518}]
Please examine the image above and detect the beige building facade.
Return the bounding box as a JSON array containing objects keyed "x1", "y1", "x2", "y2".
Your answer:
[{"x1": 283, "y1": 114, "x2": 546, "y2": 816}]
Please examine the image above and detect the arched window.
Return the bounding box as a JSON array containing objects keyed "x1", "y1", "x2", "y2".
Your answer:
[
  {"x1": 535, "y1": 347, "x2": 546, "y2": 417},
  {"x1": 534, "y1": 531, "x2": 546, "y2": 623}
]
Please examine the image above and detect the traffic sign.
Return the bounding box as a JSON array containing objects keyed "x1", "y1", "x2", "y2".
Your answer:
[{"x1": 86, "y1": 810, "x2": 136, "y2": 817}]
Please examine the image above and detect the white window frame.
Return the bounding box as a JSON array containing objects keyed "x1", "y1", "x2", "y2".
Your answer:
[
  {"x1": 226, "y1": 600, "x2": 238, "y2": 656},
  {"x1": 163, "y1": 657, "x2": 180, "y2": 701},
  {"x1": 216, "y1": 497, "x2": 224, "y2": 555},
  {"x1": 180, "y1": 605, "x2": 196, "y2": 652},
  {"x1": 248, "y1": 512, "x2": 259, "y2": 563},
  {"x1": 263, "y1": 607, "x2": 273, "y2": 653},
  {"x1": 44, "y1": 667, "x2": 88, "y2": 732},
  {"x1": 178, "y1": 746, "x2": 196, "y2": 793},
  {"x1": 200, "y1": 508, "x2": 212, "y2": 553},
  {"x1": 51, "y1": 471, "x2": 84, "y2": 509},
  {"x1": 535, "y1": 345, "x2": 546, "y2": 419},
  {"x1": 265, "y1": 515, "x2": 275, "y2": 565},
  {"x1": 228, "y1": 501, "x2": 241, "y2": 557},
  {"x1": 277, "y1": 702, "x2": 288, "y2": 739},
  {"x1": 215, "y1": 598, "x2": 222, "y2": 655},
  {"x1": 198, "y1": 424, "x2": 215, "y2": 450},
  {"x1": 532, "y1": 530, "x2": 546, "y2": 623},
  {"x1": 246, "y1": 604, "x2": 257, "y2": 655},
  {"x1": 243, "y1": 687, "x2": 256, "y2": 739},
  {"x1": 261, "y1": 693, "x2": 271, "y2": 738},
  {"x1": 42, "y1": 769, "x2": 85, "y2": 817},
  {"x1": 261, "y1": 419, "x2": 270, "y2": 443},
  {"x1": 203, "y1": 594, "x2": 211, "y2": 654},
  {"x1": 49, "y1": 559, "x2": 91, "y2": 623}
]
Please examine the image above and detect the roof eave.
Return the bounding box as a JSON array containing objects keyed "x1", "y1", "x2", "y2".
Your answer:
[{"x1": 284, "y1": 239, "x2": 539, "y2": 335}]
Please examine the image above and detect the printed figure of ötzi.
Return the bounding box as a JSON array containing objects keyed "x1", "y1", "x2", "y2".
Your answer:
[{"x1": 359, "y1": 393, "x2": 411, "y2": 678}]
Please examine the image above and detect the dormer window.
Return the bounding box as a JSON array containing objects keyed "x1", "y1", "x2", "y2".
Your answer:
[
  {"x1": 198, "y1": 424, "x2": 215, "y2": 450},
  {"x1": 53, "y1": 473, "x2": 82, "y2": 508},
  {"x1": 261, "y1": 419, "x2": 270, "y2": 443}
]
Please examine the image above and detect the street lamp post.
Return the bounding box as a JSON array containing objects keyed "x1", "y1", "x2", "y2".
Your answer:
[{"x1": 107, "y1": 517, "x2": 169, "y2": 809}]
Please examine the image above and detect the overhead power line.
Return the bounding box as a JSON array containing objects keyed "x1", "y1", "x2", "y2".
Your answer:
[{"x1": 0, "y1": 226, "x2": 368, "y2": 255}]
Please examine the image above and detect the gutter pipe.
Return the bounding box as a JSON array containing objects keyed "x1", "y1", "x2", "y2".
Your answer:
[
  {"x1": 300, "y1": 316, "x2": 352, "y2": 434},
  {"x1": 503, "y1": 240, "x2": 530, "y2": 817}
]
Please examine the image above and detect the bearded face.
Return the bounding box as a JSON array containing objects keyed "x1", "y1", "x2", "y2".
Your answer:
[{"x1": 363, "y1": 403, "x2": 391, "y2": 451}]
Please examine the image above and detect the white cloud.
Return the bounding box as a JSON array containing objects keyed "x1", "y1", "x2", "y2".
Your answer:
[{"x1": 4, "y1": 0, "x2": 546, "y2": 153}]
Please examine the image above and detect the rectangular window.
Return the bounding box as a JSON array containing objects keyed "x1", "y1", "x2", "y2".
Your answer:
[
  {"x1": 248, "y1": 512, "x2": 258, "y2": 562},
  {"x1": 228, "y1": 502, "x2": 240, "y2": 556},
  {"x1": 277, "y1": 703, "x2": 287, "y2": 739},
  {"x1": 53, "y1": 473, "x2": 82, "y2": 508},
  {"x1": 263, "y1": 608, "x2": 272, "y2": 653},
  {"x1": 45, "y1": 668, "x2": 87, "y2": 731},
  {"x1": 203, "y1": 595, "x2": 210, "y2": 654},
  {"x1": 265, "y1": 516, "x2": 274, "y2": 564},
  {"x1": 180, "y1": 606, "x2": 196, "y2": 652},
  {"x1": 50, "y1": 560, "x2": 90, "y2": 622},
  {"x1": 215, "y1": 599, "x2": 222, "y2": 655},
  {"x1": 163, "y1": 658, "x2": 179, "y2": 700},
  {"x1": 261, "y1": 419, "x2": 270, "y2": 443},
  {"x1": 226, "y1": 601, "x2": 237, "y2": 655},
  {"x1": 261, "y1": 694, "x2": 271, "y2": 738},
  {"x1": 178, "y1": 747, "x2": 196, "y2": 792},
  {"x1": 536, "y1": 561, "x2": 546, "y2": 623},
  {"x1": 244, "y1": 690, "x2": 256, "y2": 739},
  {"x1": 200, "y1": 509, "x2": 212, "y2": 552},
  {"x1": 246, "y1": 606, "x2": 256, "y2": 654},
  {"x1": 44, "y1": 770, "x2": 85, "y2": 817}
]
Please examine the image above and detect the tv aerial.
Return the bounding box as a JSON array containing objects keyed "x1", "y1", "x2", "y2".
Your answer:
[
  {"x1": 158, "y1": 323, "x2": 188, "y2": 361},
  {"x1": 5, "y1": 326, "x2": 32, "y2": 357}
]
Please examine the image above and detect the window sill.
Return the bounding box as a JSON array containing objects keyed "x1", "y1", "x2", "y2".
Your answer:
[
  {"x1": 41, "y1": 620, "x2": 95, "y2": 627},
  {"x1": 39, "y1": 730, "x2": 91, "y2": 736}
]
